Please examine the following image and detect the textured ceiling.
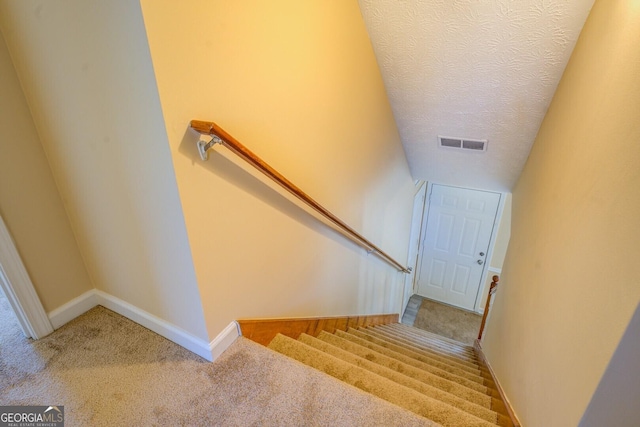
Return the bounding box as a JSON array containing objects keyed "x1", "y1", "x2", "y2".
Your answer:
[{"x1": 359, "y1": 0, "x2": 594, "y2": 191}]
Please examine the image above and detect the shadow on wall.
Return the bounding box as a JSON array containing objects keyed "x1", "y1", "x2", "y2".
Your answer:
[
  {"x1": 176, "y1": 125, "x2": 406, "y2": 319},
  {"x1": 579, "y1": 302, "x2": 640, "y2": 426},
  {"x1": 178, "y1": 126, "x2": 366, "y2": 257}
]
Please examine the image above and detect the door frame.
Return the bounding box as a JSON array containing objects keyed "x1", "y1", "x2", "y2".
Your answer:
[
  {"x1": 415, "y1": 182, "x2": 506, "y2": 313},
  {"x1": 402, "y1": 181, "x2": 427, "y2": 316},
  {"x1": 0, "y1": 214, "x2": 54, "y2": 339}
]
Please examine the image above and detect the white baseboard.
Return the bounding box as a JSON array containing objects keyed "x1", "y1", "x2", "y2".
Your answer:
[
  {"x1": 48, "y1": 290, "x2": 100, "y2": 329},
  {"x1": 47, "y1": 289, "x2": 240, "y2": 362},
  {"x1": 95, "y1": 290, "x2": 215, "y2": 361},
  {"x1": 209, "y1": 321, "x2": 241, "y2": 361}
]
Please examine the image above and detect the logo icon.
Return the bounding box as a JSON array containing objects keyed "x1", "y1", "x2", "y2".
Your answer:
[{"x1": 0, "y1": 405, "x2": 64, "y2": 426}]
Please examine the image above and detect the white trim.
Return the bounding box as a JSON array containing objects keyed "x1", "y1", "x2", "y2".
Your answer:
[
  {"x1": 402, "y1": 182, "x2": 428, "y2": 316},
  {"x1": 413, "y1": 181, "x2": 434, "y2": 293},
  {"x1": 487, "y1": 266, "x2": 502, "y2": 274},
  {"x1": 0, "y1": 215, "x2": 54, "y2": 339},
  {"x1": 47, "y1": 289, "x2": 225, "y2": 362},
  {"x1": 95, "y1": 290, "x2": 214, "y2": 361},
  {"x1": 48, "y1": 289, "x2": 100, "y2": 329},
  {"x1": 473, "y1": 194, "x2": 507, "y2": 311},
  {"x1": 209, "y1": 321, "x2": 241, "y2": 362}
]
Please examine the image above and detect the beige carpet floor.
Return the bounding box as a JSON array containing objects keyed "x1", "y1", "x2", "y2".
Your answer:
[
  {"x1": 411, "y1": 297, "x2": 482, "y2": 345},
  {"x1": 0, "y1": 297, "x2": 434, "y2": 426}
]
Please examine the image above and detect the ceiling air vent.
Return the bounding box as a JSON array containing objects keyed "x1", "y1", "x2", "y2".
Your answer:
[{"x1": 438, "y1": 136, "x2": 487, "y2": 152}]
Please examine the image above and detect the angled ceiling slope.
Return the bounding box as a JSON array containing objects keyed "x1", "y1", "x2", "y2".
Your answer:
[{"x1": 359, "y1": 0, "x2": 595, "y2": 191}]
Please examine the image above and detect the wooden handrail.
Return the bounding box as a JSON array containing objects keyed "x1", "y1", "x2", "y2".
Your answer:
[
  {"x1": 190, "y1": 120, "x2": 411, "y2": 273},
  {"x1": 478, "y1": 275, "x2": 499, "y2": 340}
]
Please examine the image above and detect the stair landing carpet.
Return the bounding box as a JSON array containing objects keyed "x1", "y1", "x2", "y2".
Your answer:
[
  {"x1": 268, "y1": 323, "x2": 513, "y2": 427},
  {"x1": 0, "y1": 302, "x2": 434, "y2": 426}
]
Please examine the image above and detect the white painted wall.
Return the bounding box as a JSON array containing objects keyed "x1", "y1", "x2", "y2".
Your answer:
[
  {"x1": 482, "y1": 0, "x2": 640, "y2": 425},
  {"x1": 0, "y1": 1, "x2": 209, "y2": 340},
  {"x1": 0, "y1": 30, "x2": 92, "y2": 312},
  {"x1": 139, "y1": 0, "x2": 416, "y2": 337}
]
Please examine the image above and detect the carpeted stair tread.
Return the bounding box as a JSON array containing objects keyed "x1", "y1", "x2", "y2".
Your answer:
[
  {"x1": 297, "y1": 333, "x2": 508, "y2": 425},
  {"x1": 352, "y1": 328, "x2": 501, "y2": 395},
  {"x1": 387, "y1": 323, "x2": 477, "y2": 352},
  {"x1": 366, "y1": 327, "x2": 495, "y2": 385},
  {"x1": 378, "y1": 325, "x2": 494, "y2": 381},
  {"x1": 367, "y1": 326, "x2": 480, "y2": 366},
  {"x1": 380, "y1": 324, "x2": 477, "y2": 357},
  {"x1": 344, "y1": 328, "x2": 500, "y2": 399},
  {"x1": 375, "y1": 324, "x2": 478, "y2": 360},
  {"x1": 268, "y1": 334, "x2": 499, "y2": 427},
  {"x1": 383, "y1": 326, "x2": 493, "y2": 378},
  {"x1": 379, "y1": 323, "x2": 477, "y2": 352},
  {"x1": 361, "y1": 327, "x2": 480, "y2": 368},
  {"x1": 317, "y1": 331, "x2": 508, "y2": 418},
  {"x1": 346, "y1": 328, "x2": 485, "y2": 382},
  {"x1": 378, "y1": 325, "x2": 501, "y2": 397},
  {"x1": 334, "y1": 329, "x2": 489, "y2": 394},
  {"x1": 388, "y1": 323, "x2": 477, "y2": 349},
  {"x1": 314, "y1": 331, "x2": 493, "y2": 408}
]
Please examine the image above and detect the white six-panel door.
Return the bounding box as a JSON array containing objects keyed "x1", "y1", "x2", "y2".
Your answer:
[{"x1": 416, "y1": 184, "x2": 500, "y2": 310}]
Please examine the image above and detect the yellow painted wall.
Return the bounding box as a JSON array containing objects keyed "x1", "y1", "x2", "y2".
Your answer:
[
  {"x1": 0, "y1": 30, "x2": 92, "y2": 311},
  {"x1": 140, "y1": 0, "x2": 415, "y2": 338},
  {"x1": 482, "y1": 1, "x2": 640, "y2": 425},
  {"x1": 0, "y1": 1, "x2": 209, "y2": 339}
]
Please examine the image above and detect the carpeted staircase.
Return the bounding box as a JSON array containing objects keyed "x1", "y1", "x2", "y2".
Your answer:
[{"x1": 268, "y1": 322, "x2": 513, "y2": 427}]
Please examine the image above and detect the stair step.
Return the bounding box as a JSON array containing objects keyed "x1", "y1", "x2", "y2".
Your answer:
[
  {"x1": 315, "y1": 331, "x2": 493, "y2": 408},
  {"x1": 386, "y1": 323, "x2": 477, "y2": 348},
  {"x1": 334, "y1": 329, "x2": 489, "y2": 394},
  {"x1": 268, "y1": 334, "x2": 500, "y2": 427},
  {"x1": 379, "y1": 325, "x2": 495, "y2": 378},
  {"x1": 362, "y1": 326, "x2": 480, "y2": 368},
  {"x1": 370, "y1": 325, "x2": 479, "y2": 362},
  {"x1": 376, "y1": 323, "x2": 477, "y2": 359},
  {"x1": 368, "y1": 326, "x2": 495, "y2": 385},
  {"x1": 346, "y1": 328, "x2": 485, "y2": 382},
  {"x1": 377, "y1": 325, "x2": 500, "y2": 392},
  {"x1": 298, "y1": 333, "x2": 509, "y2": 425},
  {"x1": 380, "y1": 324, "x2": 477, "y2": 356},
  {"x1": 317, "y1": 331, "x2": 507, "y2": 417}
]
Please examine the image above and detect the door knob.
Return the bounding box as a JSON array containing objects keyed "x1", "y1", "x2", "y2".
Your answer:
[
  {"x1": 477, "y1": 259, "x2": 484, "y2": 265},
  {"x1": 479, "y1": 252, "x2": 485, "y2": 256}
]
